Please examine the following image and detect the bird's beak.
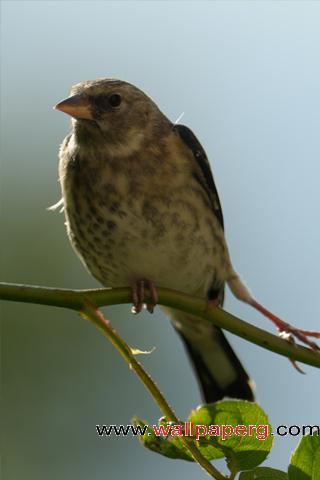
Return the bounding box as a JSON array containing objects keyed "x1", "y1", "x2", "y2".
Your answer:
[{"x1": 54, "y1": 93, "x2": 92, "y2": 120}]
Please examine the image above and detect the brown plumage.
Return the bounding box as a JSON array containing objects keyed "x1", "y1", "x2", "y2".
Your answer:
[{"x1": 56, "y1": 78, "x2": 320, "y2": 403}]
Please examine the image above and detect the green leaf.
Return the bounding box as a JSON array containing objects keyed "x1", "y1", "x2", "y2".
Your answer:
[
  {"x1": 188, "y1": 400, "x2": 273, "y2": 474},
  {"x1": 132, "y1": 417, "x2": 195, "y2": 462},
  {"x1": 240, "y1": 467, "x2": 288, "y2": 479},
  {"x1": 288, "y1": 434, "x2": 320, "y2": 480}
]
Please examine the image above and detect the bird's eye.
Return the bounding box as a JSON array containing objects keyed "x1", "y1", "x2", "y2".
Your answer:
[
  {"x1": 92, "y1": 93, "x2": 122, "y2": 113},
  {"x1": 108, "y1": 94, "x2": 122, "y2": 108}
]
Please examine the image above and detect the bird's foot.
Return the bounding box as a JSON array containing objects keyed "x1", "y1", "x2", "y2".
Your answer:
[
  {"x1": 131, "y1": 279, "x2": 159, "y2": 315},
  {"x1": 250, "y1": 299, "x2": 320, "y2": 350},
  {"x1": 249, "y1": 299, "x2": 320, "y2": 374},
  {"x1": 204, "y1": 296, "x2": 221, "y2": 313},
  {"x1": 227, "y1": 272, "x2": 320, "y2": 371}
]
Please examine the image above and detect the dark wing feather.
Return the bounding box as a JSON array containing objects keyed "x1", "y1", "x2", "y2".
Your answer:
[
  {"x1": 173, "y1": 124, "x2": 224, "y2": 230},
  {"x1": 176, "y1": 327, "x2": 255, "y2": 403},
  {"x1": 171, "y1": 125, "x2": 254, "y2": 403}
]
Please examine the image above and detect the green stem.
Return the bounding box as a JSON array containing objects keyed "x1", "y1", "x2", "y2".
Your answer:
[
  {"x1": 82, "y1": 300, "x2": 226, "y2": 480},
  {"x1": 1, "y1": 282, "x2": 320, "y2": 368}
]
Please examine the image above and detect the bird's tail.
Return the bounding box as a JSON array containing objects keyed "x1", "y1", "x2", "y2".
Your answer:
[{"x1": 169, "y1": 310, "x2": 254, "y2": 403}]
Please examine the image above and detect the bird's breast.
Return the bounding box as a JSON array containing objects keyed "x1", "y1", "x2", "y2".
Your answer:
[{"x1": 61, "y1": 150, "x2": 229, "y2": 296}]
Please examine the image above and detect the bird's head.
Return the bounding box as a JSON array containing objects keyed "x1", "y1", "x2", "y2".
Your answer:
[{"x1": 54, "y1": 78, "x2": 169, "y2": 153}]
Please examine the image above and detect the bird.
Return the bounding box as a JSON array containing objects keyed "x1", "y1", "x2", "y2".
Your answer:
[{"x1": 54, "y1": 78, "x2": 319, "y2": 403}]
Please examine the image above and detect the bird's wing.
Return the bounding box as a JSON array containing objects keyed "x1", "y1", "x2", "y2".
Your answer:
[
  {"x1": 173, "y1": 124, "x2": 224, "y2": 230},
  {"x1": 171, "y1": 126, "x2": 254, "y2": 402}
]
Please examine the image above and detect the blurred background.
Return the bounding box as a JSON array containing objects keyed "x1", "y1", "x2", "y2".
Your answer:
[{"x1": 2, "y1": 1, "x2": 320, "y2": 478}]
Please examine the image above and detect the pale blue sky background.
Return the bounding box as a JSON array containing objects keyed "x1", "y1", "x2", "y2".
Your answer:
[{"x1": 2, "y1": 1, "x2": 320, "y2": 479}]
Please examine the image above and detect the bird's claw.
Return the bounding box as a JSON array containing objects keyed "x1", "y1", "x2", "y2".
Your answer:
[
  {"x1": 131, "y1": 279, "x2": 158, "y2": 315},
  {"x1": 289, "y1": 358, "x2": 306, "y2": 374},
  {"x1": 277, "y1": 324, "x2": 320, "y2": 373},
  {"x1": 277, "y1": 332, "x2": 306, "y2": 374},
  {"x1": 250, "y1": 299, "x2": 320, "y2": 351},
  {"x1": 249, "y1": 299, "x2": 320, "y2": 373},
  {"x1": 277, "y1": 324, "x2": 320, "y2": 351},
  {"x1": 278, "y1": 330, "x2": 295, "y2": 343}
]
